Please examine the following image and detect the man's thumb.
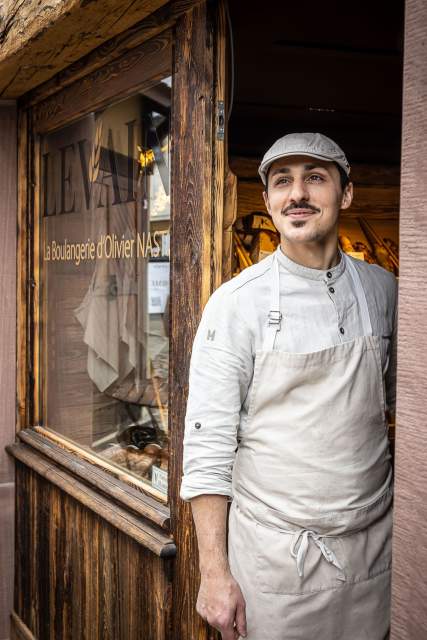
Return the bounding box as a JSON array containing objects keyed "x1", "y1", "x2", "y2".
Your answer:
[{"x1": 235, "y1": 598, "x2": 247, "y2": 637}]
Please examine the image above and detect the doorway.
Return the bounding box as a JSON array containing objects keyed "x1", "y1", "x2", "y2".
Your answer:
[{"x1": 225, "y1": 0, "x2": 404, "y2": 432}]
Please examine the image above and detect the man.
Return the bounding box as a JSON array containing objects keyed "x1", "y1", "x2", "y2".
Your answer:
[{"x1": 180, "y1": 133, "x2": 398, "y2": 640}]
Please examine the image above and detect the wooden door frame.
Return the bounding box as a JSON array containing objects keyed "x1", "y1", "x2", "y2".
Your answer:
[
  {"x1": 9, "y1": 1, "x2": 226, "y2": 637},
  {"x1": 169, "y1": 1, "x2": 226, "y2": 637}
]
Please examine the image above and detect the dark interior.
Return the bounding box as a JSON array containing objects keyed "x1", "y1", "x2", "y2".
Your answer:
[{"x1": 228, "y1": 0, "x2": 405, "y2": 165}]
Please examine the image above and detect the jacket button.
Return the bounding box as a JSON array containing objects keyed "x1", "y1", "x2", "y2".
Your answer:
[
  {"x1": 329, "y1": 286, "x2": 335, "y2": 294},
  {"x1": 326, "y1": 271, "x2": 332, "y2": 278},
  {"x1": 195, "y1": 422, "x2": 201, "y2": 429},
  {"x1": 339, "y1": 327, "x2": 345, "y2": 334}
]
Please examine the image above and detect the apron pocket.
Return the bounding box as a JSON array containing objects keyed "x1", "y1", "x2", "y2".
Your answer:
[
  {"x1": 255, "y1": 522, "x2": 346, "y2": 595},
  {"x1": 339, "y1": 505, "x2": 393, "y2": 584},
  {"x1": 254, "y1": 506, "x2": 393, "y2": 596}
]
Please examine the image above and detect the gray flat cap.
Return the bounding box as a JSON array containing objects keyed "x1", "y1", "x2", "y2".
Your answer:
[{"x1": 258, "y1": 132, "x2": 350, "y2": 185}]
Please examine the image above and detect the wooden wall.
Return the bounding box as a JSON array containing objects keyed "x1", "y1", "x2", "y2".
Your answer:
[
  {"x1": 10, "y1": 460, "x2": 172, "y2": 640},
  {"x1": 390, "y1": 0, "x2": 427, "y2": 636},
  {"x1": 7, "y1": 1, "x2": 223, "y2": 638},
  {"x1": 0, "y1": 102, "x2": 17, "y2": 640}
]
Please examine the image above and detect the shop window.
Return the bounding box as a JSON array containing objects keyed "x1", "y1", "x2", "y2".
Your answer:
[{"x1": 39, "y1": 79, "x2": 171, "y2": 498}]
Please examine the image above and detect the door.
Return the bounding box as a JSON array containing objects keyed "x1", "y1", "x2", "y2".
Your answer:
[{"x1": 7, "y1": 2, "x2": 229, "y2": 639}]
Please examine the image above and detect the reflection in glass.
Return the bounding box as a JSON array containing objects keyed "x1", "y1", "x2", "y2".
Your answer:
[{"x1": 40, "y1": 79, "x2": 171, "y2": 496}]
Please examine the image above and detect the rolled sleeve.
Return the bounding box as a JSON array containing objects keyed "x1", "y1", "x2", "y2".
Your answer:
[{"x1": 180, "y1": 285, "x2": 253, "y2": 501}]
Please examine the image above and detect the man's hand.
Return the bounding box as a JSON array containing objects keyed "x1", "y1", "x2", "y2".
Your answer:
[
  {"x1": 196, "y1": 569, "x2": 247, "y2": 639},
  {"x1": 190, "y1": 495, "x2": 247, "y2": 638}
]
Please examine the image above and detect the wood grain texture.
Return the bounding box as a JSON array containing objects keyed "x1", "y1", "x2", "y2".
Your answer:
[
  {"x1": 222, "y1": 168, "x2": 237, "y2": 282},
  {"x1": 211, "y1": 1, "x2": 226, "y2": 291},
  {"x1": 32, "y1": 426, "x2": 168, "y2": 504},
  {"x1": 390, "y1": 1, "x2": 427, "y2": 637},
  {"x1": 32, "y1": 29, "x2": 172, "y2": 134},
  {"x1": 19, "y1": 428, "x2": 171, "y2": 529},
  {"x1": 8, "y1": 443, "x2": 176, "y2": 558},
  {"x1": 169, "y1": 1, "x2": 220, "y2": 638},
  {"x1": 12, "y1": 459, "x2": 173, "y2": 639},
  {"x1": 10, "y1": 611, "x2": 36, "y2": 640},
  {"x1": 23, "y1": 0, "x2": 201, "y2": 109},
  {"x1": 0, "y1": 0, "x2": 169, "y2": 98},
  {"x1": 16, "y1": 107, "x2": 29, "y2": 431}
]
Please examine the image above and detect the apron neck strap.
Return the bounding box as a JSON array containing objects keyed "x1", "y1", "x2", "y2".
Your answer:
[
  {"x1": 262, "y1": 250, "x2": 373, "y2": 352},
  {"x1": 263, "y1": 254, "x2": 282, "y2": 351}
]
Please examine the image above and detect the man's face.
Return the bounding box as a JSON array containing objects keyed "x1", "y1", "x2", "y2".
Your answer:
[{"x1": 262, "y1": 155, "x2": 353, "y2": 246}]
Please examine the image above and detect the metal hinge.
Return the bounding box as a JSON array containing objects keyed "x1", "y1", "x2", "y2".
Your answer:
[{"x1": 216, "y1": 100, "x2": 225, "y2": 140}]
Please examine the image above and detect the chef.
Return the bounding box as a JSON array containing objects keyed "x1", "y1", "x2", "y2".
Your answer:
[{"x1": 180, "y1": 132, "x2": 398, "y2": 640}]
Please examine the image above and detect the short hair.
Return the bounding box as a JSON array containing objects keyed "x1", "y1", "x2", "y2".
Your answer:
[
  {"x1": 334, "y1": 162, "x2": 350, "y2": 191},
  {"x1": 265, "y1": 160, "x2": 350, "y2": 193}
]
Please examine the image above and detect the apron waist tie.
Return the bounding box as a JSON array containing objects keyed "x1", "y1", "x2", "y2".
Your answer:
[{"x1": 290, "y1": 529, "x2": 345, "y2": 580}]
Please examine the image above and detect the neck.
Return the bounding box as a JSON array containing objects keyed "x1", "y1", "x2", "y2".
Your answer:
[{"x1": 279, "y1": 238, "x2": 341, "y2": 270}]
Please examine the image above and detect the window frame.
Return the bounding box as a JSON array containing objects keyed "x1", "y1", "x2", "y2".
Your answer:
[{"x1": 18, "y1": 27, "x2": 174, "y2": 513}]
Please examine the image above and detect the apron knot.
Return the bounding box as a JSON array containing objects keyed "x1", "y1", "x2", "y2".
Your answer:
[{"x1": 290, "y1": 529, "x2": 345, "y2": 579}]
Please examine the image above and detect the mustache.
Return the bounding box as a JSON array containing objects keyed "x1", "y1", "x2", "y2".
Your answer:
[{"x1": 282, "y1": 202, "x2": 321, "y2": 215}]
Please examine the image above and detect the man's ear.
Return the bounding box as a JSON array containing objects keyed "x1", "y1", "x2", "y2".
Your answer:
[
  {"x1": 340, "y1": 182, "x2": 353, "y2": 210},
  {"x1": 263, "y1": 190, "x2": 271, "y2": 214}
]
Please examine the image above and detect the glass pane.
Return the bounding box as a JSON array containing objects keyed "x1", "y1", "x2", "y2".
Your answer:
[{"x1": 40, "y1": 79, "x2": 171, "y2": 497}]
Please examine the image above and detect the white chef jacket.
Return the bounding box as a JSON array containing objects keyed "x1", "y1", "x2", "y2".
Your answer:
[{"x1": 180, "y1": 246, "x2": 398, "y2": 501}]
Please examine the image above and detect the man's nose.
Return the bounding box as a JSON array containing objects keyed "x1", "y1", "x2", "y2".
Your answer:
[{"x1": 289, "y1": 178, "x2": 309, "y2": 203}]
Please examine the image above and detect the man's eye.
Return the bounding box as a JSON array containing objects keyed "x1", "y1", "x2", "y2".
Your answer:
[
  {"x1": 275, "y1": 177, "x2": 290, "y2": 185},
  {"x1": 307, "y1": 174, "x2": 324, "y2": 182}
]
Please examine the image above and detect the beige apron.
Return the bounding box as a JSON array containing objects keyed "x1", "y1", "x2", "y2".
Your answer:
[{"x1": 228, "y1": 253, "x2": 393, "y2": 640}]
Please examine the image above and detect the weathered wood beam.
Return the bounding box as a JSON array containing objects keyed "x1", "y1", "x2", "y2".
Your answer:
[
  {"x1": 0, "y1": 0, "x2": 169, "y2": 98},
  {"x1": 7, "y1": 442, "x2": 176, "y2": 557},
  {"x1": 230, "y1": 155, "x2": 401, "y2": 185},
  {"x1": 22, "y1": 0, "x2": 200, "y2": 108}
]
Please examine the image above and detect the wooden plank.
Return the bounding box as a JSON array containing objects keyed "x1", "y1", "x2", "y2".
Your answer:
[
  {"x1": 32, "y1": 29, "x2": 172, "y2": 134},
  {"x1": 8, "y1": 444, "x2": 176, "y2": 558},
  {"x1": 390, "y1": 1, "x2": 427, "y2": 637},
  {"x1": 16, "y1": 108, "x2": 29, "y2": 430},
  {"x1": 32, "y1": 133, "x2": 41, "y2": 425},
  {"x1": 0, "y1": 0, "x2": 169, "y2": 98},
  {"x1": 13, "y1": 461, "x2": 173, "y2": 639},
  {"x1": 169, "y1": 1, "x2": 221, "y2": 638},
  {"x1": 23, "y1": 0, "x2": 201, "y2": 108},
  {"x1": 222, "y1": 168, "x2": 237, "y2": 282},
  {"x1": 211, "y1": 1, "x2": 227, "y2": 291},
  {"x1": 10, "y1": 612, "x2": 36, "y2": 640},
  {"x1": 32, "y1": 426, "x2": 167, "y2": 504},
  {"x1": 18, "y1": 428, "x2": 170, "y2": 529}
]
